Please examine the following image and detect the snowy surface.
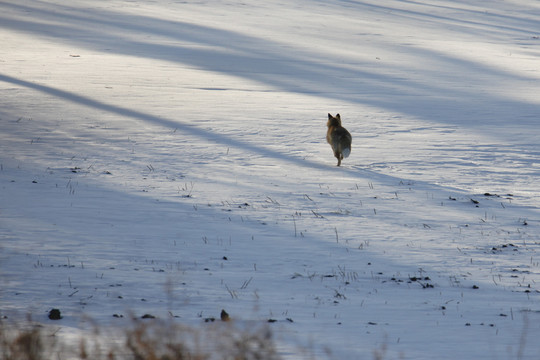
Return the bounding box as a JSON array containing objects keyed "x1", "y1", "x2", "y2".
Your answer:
[{"x1": 1, "y1": 0, "x2": 539, "y2": 358}]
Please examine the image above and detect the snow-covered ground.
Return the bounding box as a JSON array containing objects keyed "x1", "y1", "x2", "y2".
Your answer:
[{"x1": 1, "y1": 0, "x2": 539, "y2": 358}]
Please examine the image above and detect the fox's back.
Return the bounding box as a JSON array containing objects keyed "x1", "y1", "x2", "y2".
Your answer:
[{"x1": 327, "y1": 125, "x2": 352, "y2": 149}]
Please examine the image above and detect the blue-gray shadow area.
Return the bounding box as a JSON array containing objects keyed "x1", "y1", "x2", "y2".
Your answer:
[
  {"x1": 0, "y1": 72, "x2": 472, "y2": 194},
  {"x1": 1, "y1": 1, "x2": 539, "y2": 135},
  {"x1": 0, "y1": 73, "x2": 333, "y2": 171}
]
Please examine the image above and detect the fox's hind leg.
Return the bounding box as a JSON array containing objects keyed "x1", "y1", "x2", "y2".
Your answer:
[{"x1": 333, "y1": 150, "x2": 342, "y2": 166}]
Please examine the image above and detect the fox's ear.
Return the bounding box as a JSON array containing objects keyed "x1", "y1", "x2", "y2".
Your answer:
[{"x1": 336, "y1": 113, "x2": 341, "y2": 120}]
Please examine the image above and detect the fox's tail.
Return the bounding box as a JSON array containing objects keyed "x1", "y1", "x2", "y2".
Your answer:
[{"x1": 342, "y1": 147, "x2": 351, "y2": 158}]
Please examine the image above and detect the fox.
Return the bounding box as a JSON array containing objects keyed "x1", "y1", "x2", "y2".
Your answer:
[{"x1": 326, "y1": 113, "x2": 352, "y2": 166}]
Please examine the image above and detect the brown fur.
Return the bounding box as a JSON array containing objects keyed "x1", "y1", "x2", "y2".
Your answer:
[{"x1": 326, "y1": 113, "x2": 352, "y2": 166}]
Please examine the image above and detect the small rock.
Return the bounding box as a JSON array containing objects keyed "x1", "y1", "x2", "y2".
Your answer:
[{"x1": 48, "y1": 309, "x2": 62, "y2": 320}]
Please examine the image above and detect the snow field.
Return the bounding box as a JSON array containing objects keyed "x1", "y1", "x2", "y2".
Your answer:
[{"x1": 1, "y1": 0, "x2": 540, "y2": 359}]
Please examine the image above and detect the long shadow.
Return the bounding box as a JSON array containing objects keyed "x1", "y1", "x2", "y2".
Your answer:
[
  {"x1": 2, "y1": 0, "x2": 539, "y2": 186},
  {"x1": 0, "y1": 72, "x2": 334, "y2": 172},
  {"x1": 1, "y1": 1, "x2": 539, "y2": 135},
  {"x1": 0, "y1": 69, "x2": 478, "y2": 203},
  {"x1": 334, "y1": 0, "x2": 540, "y2": 37},
  {"x1": 2, "y1": 71, "x2": 510, "y2": 203}
]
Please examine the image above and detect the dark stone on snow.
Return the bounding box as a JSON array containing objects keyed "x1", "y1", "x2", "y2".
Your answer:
[{"x1": 48, "y1": 309, "x2": 62, "y2": 320}]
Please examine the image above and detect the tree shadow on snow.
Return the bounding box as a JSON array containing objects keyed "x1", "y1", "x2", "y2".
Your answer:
[
  {"x1": 1, "y1": 1, "x2": 539, "y2": 189},
  {"x1": 1, "y1": 1, "x2": 539, "y2": 136}
]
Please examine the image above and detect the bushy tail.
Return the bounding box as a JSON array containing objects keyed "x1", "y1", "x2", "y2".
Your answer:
[{"x1": 342, "y1": 147, "x2": 351, "y2": 158}]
